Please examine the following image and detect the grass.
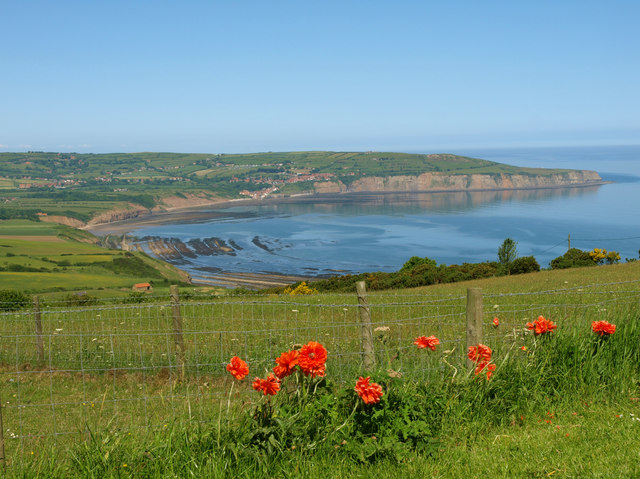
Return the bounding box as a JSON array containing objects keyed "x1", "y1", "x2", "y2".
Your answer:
[
  {"x1": 0, "y1": 220, "x2": 189, "y2": 294},
  {"x1": 0, "y1": 260, "x2": 638, "y2": 476}
]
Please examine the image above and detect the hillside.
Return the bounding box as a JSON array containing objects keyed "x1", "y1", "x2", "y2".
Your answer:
[
  {"x1": 0, "y1": 151, "x2": 603, "y2": 226},
  {"x1": 0, "y1": 220, "x2": 190, "y2": 297}
]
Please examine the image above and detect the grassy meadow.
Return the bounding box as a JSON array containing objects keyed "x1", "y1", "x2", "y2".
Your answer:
[
  {"x1": 0, "y1": 260, "x2": 638, "y2": 477},
  {"x1": 0, "y1": 220, "x2": 189, "y2": 298}
]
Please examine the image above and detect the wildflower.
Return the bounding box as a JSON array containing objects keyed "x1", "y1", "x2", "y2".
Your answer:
[
  {"x1": 355, "y1": 376, "x2": 383, "y2": 405},
  {"x1": 252, "y1": 373, "x2": 281, "y2": 396},
  {"x1": 592, "y1": 320, "x2": 616, "y2": 336},
  {"x1": 521, "y1": 346, "x2": 527, "y2": 351},
  {"x1": 526, "y1": 315, "x2": 557, "y2": 335},
  {"x1": 298, "y1": 341, "x2": 327, "y2": 377},
  {"x1": 468, "y1": 344, "x2": 492, "y2": 364},
  {"x1": 414, "y1": 335, "x2": 440, "y2": 351},
  {"x1": 468, "y1": 344, "x2": 495, "y2": 380},
  {"x1": 273, "y1": 350, "x2": 299, "y2": 379},
  {"x1": 492, "y1": 317, "x2": 499, "y2": 327},
  {"x1": 226, "y1": 356, "x2": 249, "y2": 380}
]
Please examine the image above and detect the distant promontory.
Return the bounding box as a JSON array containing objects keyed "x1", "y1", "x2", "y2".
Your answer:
[{"x1": 0, "y1": 151, "x2": 604, "y2": 227}]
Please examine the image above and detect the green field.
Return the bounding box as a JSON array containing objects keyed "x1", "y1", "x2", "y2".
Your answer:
[
  {"x1": 0, "y1": 220, "x2": 189, "y2": 296},
  {"x1": 0, "y1": 260, "x2": 638, "y2": 476}
]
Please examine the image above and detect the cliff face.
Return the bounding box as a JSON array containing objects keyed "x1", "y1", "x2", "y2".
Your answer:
[
  {"x1": 86, "y1": 203, "x2": 151, "y2": 227},
  {"x1": 313, "y1": 171, "x2": 603, "y2": 194}
]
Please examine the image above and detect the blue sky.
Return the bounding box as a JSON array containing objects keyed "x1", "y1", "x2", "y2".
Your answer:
[{"x1": 1, "y1": 1, "x2": 638, "y2": 153}]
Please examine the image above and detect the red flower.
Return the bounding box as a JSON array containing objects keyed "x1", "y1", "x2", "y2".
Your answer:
[
  {"x1": 355, "y1": 376, "x2": 383, "y2": 405},
  {"x1": 468, "y1": 344, "x2": 495, "y2": 380},
  {"x1": 414, "y1": 335, "x2": 440, "y2": 351},
  {"x1": 592, "y1": 320, "x2": 616, "y2": 336},
  {"x1": 252, "y1": 373, "x2": 281, "y2": 396},
  {"x1": 526, "y1": 316, "x2": 557, "y2": 335},
  {"x1": 273, "y1": 350, "x2": 299, "y2": 379},
  {"x1": 226, "y1": 356, "x2": 249, "y2": 380},
  {"x1": 468, "y1": 344, "x2": 492, "y2": 364},
  {"x1": 493, "y1": 317, "x2": 500, "y2": 328},
  {"x1": 298, "y1": 341, "x2": 327, "y2": 378}
]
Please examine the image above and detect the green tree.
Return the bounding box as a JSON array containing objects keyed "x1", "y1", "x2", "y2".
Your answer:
[{"x1": 497, "y1": 238, "x2": 518, "y2": 274}]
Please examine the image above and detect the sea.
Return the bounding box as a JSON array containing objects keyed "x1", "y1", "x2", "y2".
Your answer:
[{"x1": 126, "y1": 145, "x2": 640, "y2": 283}]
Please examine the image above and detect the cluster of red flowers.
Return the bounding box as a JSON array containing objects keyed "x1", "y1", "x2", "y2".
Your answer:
[
  {"x1": 468, "y1": 344, "x2": 496, "y2": 380},
  {"x1": 526, "y1": 315, "x2": 557, "y2": 335},
  {"x1": 226, "y1": 341, "x2": 328, "y2": 398},
  {"x1": 354, "y1": 376, "x2": 384, "y2": 404},
  {"x1": 226, "y1": 356, "x2": 249, "y2": 380},
  {"x1": 592, "y1": 320, "x2": 616, "y2": 336},
  {"x1": 252, "y1": 373, "x2": 281, "y2": 396},
  {"x1": 414, "y1": 335, "x2": 440, "y2": 351}
]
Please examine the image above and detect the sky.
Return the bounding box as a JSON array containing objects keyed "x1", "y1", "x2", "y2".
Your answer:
[{"x1": 1, "y1": 0, "x2": 638, "y2": 154}]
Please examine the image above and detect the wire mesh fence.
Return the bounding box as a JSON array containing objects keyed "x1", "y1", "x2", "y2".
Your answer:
[{"x1": 0, "y1": 279, "x2": 638, "y2": 461}]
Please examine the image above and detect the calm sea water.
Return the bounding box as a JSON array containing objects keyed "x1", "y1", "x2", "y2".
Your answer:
[{"x1": 130, "y1": 145, "x2": 640, "y2": 281}]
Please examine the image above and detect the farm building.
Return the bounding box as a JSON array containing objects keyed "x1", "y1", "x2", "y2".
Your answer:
[{"x1": 132, "y1": 282, "x2": 153, "y2": 292}]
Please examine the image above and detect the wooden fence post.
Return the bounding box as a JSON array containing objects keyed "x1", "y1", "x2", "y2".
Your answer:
[
  {"x1": 33, "y1": 295, "x2": 44, "y2": 365},
  {"x1": 356, "y1": 281, "x2": 375, "y2": 371},
  {"x1": 466, "y1": 287, "x2": 483, "y2": 370},
  {"x1": 170, "y1": 285, "x2": 186, "y2": 379}
]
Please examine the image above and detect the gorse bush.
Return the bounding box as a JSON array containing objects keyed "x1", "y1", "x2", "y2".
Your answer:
[{"x1": 551, "y1": 248, "x2": 596, "y2": 269}]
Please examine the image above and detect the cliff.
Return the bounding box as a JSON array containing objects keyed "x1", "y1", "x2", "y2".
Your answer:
[{"x1": 312, "y1": 170, "x2": 603, "y2": 194}]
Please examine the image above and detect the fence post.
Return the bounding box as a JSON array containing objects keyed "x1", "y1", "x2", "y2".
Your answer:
[
  {"x1": 356, "y1": 281, "x2": 375, "y2": 371},
  {"x1": 170, "y1": 285, "x2": 186, "y2": 379},
  {"x1": 33, "y1": 295, "x2": 44, "y2": 365},
  {"x1": 466, "y1": 287, "x2": 483, "y2": 370}
]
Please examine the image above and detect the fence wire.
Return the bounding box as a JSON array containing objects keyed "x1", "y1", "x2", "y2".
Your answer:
[{"x1": 0, "y1": 280, "x2": 638, "y2": 460}]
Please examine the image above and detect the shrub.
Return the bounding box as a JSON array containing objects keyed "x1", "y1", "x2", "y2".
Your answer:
[
  {"x1": 550, "y1": 248, "x2": 595, "y2": 269},
  {"x1": 0, "y1": 289, "x2": 29, "y2": 311},
  {"x1": 510, "y1": 256, "x2": 540, "y2": 274},
  {"x1": 64, "y1": 292, "x2": 99, "y2": 307}
]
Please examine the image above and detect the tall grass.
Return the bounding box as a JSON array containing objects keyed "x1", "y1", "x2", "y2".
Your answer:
[{"x1": 5, "y1": 297, "x2": 639, "y2": 477}]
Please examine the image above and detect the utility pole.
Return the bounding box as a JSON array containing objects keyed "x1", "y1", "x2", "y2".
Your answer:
[{"x1": 568, "y1": 233, "x2": 571, "y2": 250}]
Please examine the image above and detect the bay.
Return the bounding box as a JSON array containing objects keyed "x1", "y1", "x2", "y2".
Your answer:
[{"x1": 129, "y1": 145, "x2": 640, "y2": 283}]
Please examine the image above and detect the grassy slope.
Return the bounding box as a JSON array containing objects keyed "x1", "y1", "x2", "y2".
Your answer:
[
  {"x1": 2, "y1": 260, "x2": 639, "y2": 477},
  {"x1": 0, "y1": 220, "x2": 189, "y2": 296}
]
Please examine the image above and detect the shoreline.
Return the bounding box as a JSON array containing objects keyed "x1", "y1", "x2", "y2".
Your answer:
[{"x1": 86, "y1": 181, "x2": 609, "y2": 236}]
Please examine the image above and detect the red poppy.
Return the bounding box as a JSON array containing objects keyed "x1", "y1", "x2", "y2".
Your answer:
[
  {"x1": 592, "y1": 320, "x2": 616, "y2": 336},
  {"x1": 485, "y1": 363, "x2": 496, "y2": 380},
  {"x1": 273, "y1": 350, "x2": 299, "y2": 379},
  {"x1": 414, "y1": 335, "x2": 440, "y2": 351},
  {"x1": 526, "y1": 315, "x2": 557, "y2": 335},
  {"x1": 493, "y1": 317, "x2": 500, "y2": 328},
  {"x1": 252, "y1": 373, "x2": 281, "y2": 396},
  {"x1": 468, "y1": 344, "x2": 492, "y2": 364},
  {"x1": 226, "y1": 356, "x2": 249, "y2": 380},
  {"x1": 298, "y1": 341, "x2": 327, "y2": 378},
  {"x1": 354, "y1": 376, "x2": 383, "y2": 405}
]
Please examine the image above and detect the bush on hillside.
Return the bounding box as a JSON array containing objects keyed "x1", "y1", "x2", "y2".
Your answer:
[
  {"x1": 0, "y1": 289, "x2": 30, "y2": 311},
  {"x1": 63, "y1": 292, "x2": 99, "y2": 307},
  {"x1": 550, "y1": 248, "x2": 595, "y2": 269},
  {"x1": 510, "y1": 256, "x2": 540, "y2": 274}
]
